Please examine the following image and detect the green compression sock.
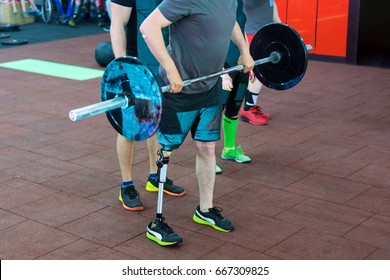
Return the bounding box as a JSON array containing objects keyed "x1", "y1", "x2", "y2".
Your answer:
[{"x1": 223, "y1": 115, "x2": 238, "y2": 149}]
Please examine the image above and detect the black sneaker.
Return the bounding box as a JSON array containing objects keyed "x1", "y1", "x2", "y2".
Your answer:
[
  {"x1": 193, "y1": 206, "x2": 234, "y2": 232},
  {"x1": 146, "y1": 217, "x2": 183, "y2": 246},
  {"x1": 146, "y1": 177, "x2": 186, "y2": 197},
  {"x1": 118, "y1": 186, "x2": 143, "y2": 211}
]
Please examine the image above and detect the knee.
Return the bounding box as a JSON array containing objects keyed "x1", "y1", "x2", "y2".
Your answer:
[{"x1": 195, "y1": 141, "x2": 215, "y2": 157}]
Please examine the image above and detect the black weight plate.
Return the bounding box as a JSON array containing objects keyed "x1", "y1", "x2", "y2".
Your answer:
[
  {"x1": 250, "y1": 23, "x2": 308, "y2": 90},
  {"x1": 1, "y1": 38, "x2": 28, "y2": 45},
  {"x1": 0, "y1": 33, "x2": 10, "y2": 39},
  {"x1": 101, "y1": 56, "x2": 162, "y2": 141},
  {"x1": 0, "y1": 24, "x2": 20, "y2": 32}
]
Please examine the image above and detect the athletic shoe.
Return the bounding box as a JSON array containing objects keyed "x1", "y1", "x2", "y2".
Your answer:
[
  {"x1": 97, "y1": 15, "x2": 105, "y2": 27},
  {"x1": 216, "y1": 165, "x2": 222, "y2": 174},
  {"x1": 193, "y1": 206, "x2": 234, "y2": 232},
  {"x1": 240, "y1": 106, "x2": 270, "y2": 125},
  {"x1": 103, "y1": 25, "x2": 110, "y2": 32},
  {"x1": 221, "y1": 145, "x2": 251, "y2": 163},
  {"x1": 118, "y1": 186, "x2": 143, "y2": 211},
  {"x1": 146, "y1": 177, "x2": 186, "y2": 197},
  {"x1": 146, "y1": 217, "x2": 183, "y2": 246},
  {"x1": 68, "y1": 19, "x2": 76, "y2": 27},
  {"x1": 28, "y1": 7, "x2": 41, "y2": 17}
]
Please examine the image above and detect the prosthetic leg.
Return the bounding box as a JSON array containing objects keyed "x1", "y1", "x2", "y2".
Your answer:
[{"x1": 146, "y1": 148, "x2": 183, "y2": 246}]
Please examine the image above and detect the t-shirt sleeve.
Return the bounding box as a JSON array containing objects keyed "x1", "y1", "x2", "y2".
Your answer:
[
  {"x1": 111, "y1": 0, "x2": 134, "y2": 8},
  {"x1": 158, "y1": 0, "x2": 191, "y2": 22}
]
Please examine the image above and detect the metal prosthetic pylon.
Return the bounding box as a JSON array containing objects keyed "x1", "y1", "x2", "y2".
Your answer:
[{"x1": 155, "y1": 148, "x2": 170, "y2": 221}]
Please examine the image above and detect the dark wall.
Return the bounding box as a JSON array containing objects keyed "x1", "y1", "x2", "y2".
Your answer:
[{"x1": 357, "y1": 0, "x2": 390, "y2": 67}]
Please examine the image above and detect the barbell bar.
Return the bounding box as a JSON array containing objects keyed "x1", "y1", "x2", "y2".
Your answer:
[
  {"x1": 69, "y1": 47, "x2": 309, "y2": 122},
  {"x1": 69, "y1": 23, "x2": 312, "y2": 141}
]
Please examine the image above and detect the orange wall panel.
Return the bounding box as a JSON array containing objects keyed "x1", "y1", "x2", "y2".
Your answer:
[
  {"x1": 284, "y1": 0, "x2": 317, "y2": 49},
  {"x1": 315, "y1": 0, "x2": 349, "y2": 57},
  {"x1": 273, "y1": 0, "x2": 350, "y2": 58},
  {"x1": 275, "y1": 0, "x2": 288, "y2": 23}
]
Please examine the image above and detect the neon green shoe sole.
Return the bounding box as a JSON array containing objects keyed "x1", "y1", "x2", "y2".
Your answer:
[
  {"x1": 146, "y1": 232, "x2": 180, "y2": 246},
  {"x1": 192, "y1": 214, "x2": 231, "y2": 232}
]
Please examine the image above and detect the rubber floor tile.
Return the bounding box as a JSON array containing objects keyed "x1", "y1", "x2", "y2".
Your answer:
[
  {"x1": 0, "y1": 209, "x2": 26, "y2": 230},
  {"x1": 196, "y1": 210, "x2": 302, "y2": 253},
  {"x1": 114, "y1": 228, "x2": 224, "y2": 260},
  {"x1": 265, "y1": 228, "x2": 375, "y2": 260},
  {"x1": 58, "y1": 207, "x2": 151, "y2": 248},
  {"x1": 216, "y1": 183, "x2": 306, "y2": 217},
  {"x1": 347, "y1": 164, "x2": 390, "y2": 188},
  {"x1": 37, "y1": 239, "x2": 136, "y2": 260},
  {"x1": 0, "y1": 220, "x2": 77, "y2": 259},
  {"x1": 344, "y1": 215, "x2": 390, "y2": 250},
  {"x1": 11, "y1": 192, "x2": 107, "y2": 227},
  {"x1": 346, "y1": 187, "x2": 390, "y2": 216},
  {"x1": 199, "y1": 243, "x2": 278, "y2": 260},
  {"x1": 275, "y1": 198, "x2": 372, "y2": 236},
  {"x1": 0, "y1": 178, "x2": 58, "y2": 210},
  {"x1": 284, "y1": 173, "x2": 370, "y2": 204}
]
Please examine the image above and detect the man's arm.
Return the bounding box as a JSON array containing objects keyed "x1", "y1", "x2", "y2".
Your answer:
[
  {"x1": 140, "y1": 9, "x2": 183, "y2": 93},
  {"x1": 273, "y1": 3, "x2": 282, "y2": 23},
  {"x1": 110, "y1": 3, "x2": 132, "y2": 57},
  {"x1": 231, "y1": 22, "x2": 255, "y2": 73}
]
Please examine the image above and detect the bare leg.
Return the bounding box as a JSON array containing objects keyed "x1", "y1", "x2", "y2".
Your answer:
[
  {"x1": 20, "y1": 0, "x2": 27, "y2": 13},
  {"x1": 146, "y1": 132, "x2": 160, "y2": 174},
  {"x1": 194, "y1": 140, "x2": 216, "y2": 212},
  {"x1": 28, "y1": 0, "x2": 39, "y2": 11},
  {"x1": 117, "y1": 132, "x2": 159, "y2": 180},
  {"x1": 246, "y1": 77, "x2": 262, "y2": 105},
  {"x1": 116, "y1": 133, "x2": 134, "y2": 182},
  {"x1": 12, "y1": 0, "x2": 18, "y2": 13}
]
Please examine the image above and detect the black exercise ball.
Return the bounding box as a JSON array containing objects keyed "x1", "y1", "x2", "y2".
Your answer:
[{"x1": 95, "y1": 41, "x2": 115, "y2": 67}]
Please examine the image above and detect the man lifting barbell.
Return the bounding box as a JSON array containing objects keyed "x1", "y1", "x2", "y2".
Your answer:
[
  {"x1": 139, "y1": 0, "x2": 254, "y2": 246},
  {"x1": 69, "y1": 19, "x2": 311, "y2": 246}
]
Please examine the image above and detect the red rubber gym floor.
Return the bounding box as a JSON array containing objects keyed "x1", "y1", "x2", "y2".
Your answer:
[{"x1": 1, "y1": 33, "x2": 390, "y2": 260}]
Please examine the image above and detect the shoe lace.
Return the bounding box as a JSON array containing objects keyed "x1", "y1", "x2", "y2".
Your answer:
[
  {"x1": 251, "y1": 106, "x2": 264, "y2": 115},
  {"x1": 124, "y1": 187, "x2": 140, "y2": 200},
  {"x1": 156, "y1": 217, "x2": 174, "y2": 234},
  {"x1": 235, "y1": 145, "x2": 246, "y2": 155},
  {"x1": 208, "y1": 207, "x2": 225, "y2": 220}
]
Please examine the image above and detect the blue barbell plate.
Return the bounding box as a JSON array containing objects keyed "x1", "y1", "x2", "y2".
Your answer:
[
  {"x1": 250, "y1": 23, "x2": 308, "y2": 90},
  {"x1": 101, "y1": 56, "x2": 163, "y2": 141}
]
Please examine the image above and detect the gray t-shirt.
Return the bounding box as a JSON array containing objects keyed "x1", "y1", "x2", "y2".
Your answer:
[
  {"x1": 242, "y1": 0, "x2": 274, "y2": 34},
  {"x1": 158, "y1": 0, "x2": 237, "y2": 94}
]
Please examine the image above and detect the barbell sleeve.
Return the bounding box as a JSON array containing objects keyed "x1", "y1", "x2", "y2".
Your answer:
[{"x1": 69, "y1": 96, "x2": 128, "y2": 121}]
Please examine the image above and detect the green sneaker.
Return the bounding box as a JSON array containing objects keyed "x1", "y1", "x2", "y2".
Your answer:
[
  {"x1": 216, "y1": 165, "x2": 222, "y2": 175},
  {"x1": 221, "y1": 145, "x2": 251, "y2": 163}
]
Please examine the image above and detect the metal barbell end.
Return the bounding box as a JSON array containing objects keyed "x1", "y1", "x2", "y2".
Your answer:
[{"x1": 69, "y1": 96, "x2": 129, "y2": 121}]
